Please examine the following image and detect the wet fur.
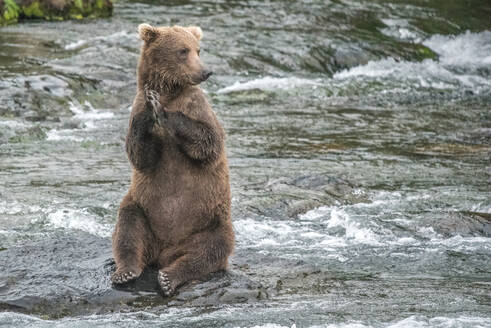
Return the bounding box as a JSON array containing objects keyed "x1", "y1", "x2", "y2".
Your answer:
[{"x1": 112, "y1": 25, "x2": 234, "y2": 296}]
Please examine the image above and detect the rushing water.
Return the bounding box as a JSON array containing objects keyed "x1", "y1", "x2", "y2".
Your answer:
[{"x1": 0, "y1": 0, "x2": 490, "y2": 327}]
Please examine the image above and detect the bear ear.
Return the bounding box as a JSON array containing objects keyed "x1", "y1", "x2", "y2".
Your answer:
[
  {"x1": 138, "y1": 23, "x2": 158, "y2": 42},
  {"x1": 186, "y1": 26, "x2": 203, "y2": 41}
]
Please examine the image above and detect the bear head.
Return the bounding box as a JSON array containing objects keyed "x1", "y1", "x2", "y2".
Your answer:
[{"x1": 137, "y1": 23, "x2": 212, "y2": 92}]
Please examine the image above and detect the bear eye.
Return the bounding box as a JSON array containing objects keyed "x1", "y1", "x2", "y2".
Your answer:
[{"x1": 178, "y1": 48, "x2": 189, "y2": 57}]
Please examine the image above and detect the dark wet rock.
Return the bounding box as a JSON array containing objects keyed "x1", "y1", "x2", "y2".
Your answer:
[
  {"x1": 0, "y1": 234, "x2": 112, "y2": 317},
  {"x1": 329, "y1": 45, "x2": 377, "y2": 72},
  {"x1": 168, "y1": 270, "x2": 266, "y2": 306},
  {"x1": 411, "y1": 1, "x2": 491, "y2": 35},
  {"x1": 229, "y1": 249, "x2": 383, "y2": 300},
  {"x1": 0, "y1": 123, "x2": 48, "y2": 144},
  {"x1": 432, "y1": 211, "x2": 491, "y2": 237},
  {"x1": 301, "y1": 45, "x2": 338, "y2": 75},
  {"x1": 301, "y1": 43, "x2": 387, "y2": 75},
  {"x1": 408, "y1": 143, "x2": 491, "y2": 157},
  {"x1": 299, "y1": 16, "x2": 437, "y2": 76},
  {"x1": 0, "y1": 73, "x2": 101, "y2": 122},
  {"x1": 0, "y1": 232, "x2": 264, "y2": 318},
  {"x1": 7, "y1": 125, "x2": 47, "y2": 143},
  {"x1": 0, "y1": 0, "x2": 112, "y2": 25}
]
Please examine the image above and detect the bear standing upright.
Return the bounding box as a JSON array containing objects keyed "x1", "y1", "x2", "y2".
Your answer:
[{"x1": 111, "y1": 23, "x2": 234, "y2": 296}]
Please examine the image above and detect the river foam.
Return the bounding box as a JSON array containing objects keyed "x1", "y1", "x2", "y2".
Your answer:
[
  {"x1": 334, "y1": 31, "x2": 491, "y2": 92},
  {"x1": 45, "y1": 208, "x2": 112, "y2": 237},
  {"x1": 380, "y1": 18, "x2": 423, "y2": 43},
  {"x1": 423, "y1": 30, "x2": 491, "y2": 68},
  {"x1": 216, "y1": 76, "x2": 321, "y2": 94},
  {"x1": 46, "y1": 101, "x2": 114, "y2": 142},
  {"x1": 217, "y1": 31, "x2": 491, "y2": 101},
  {"x1": 234, "y1": 187, "x2": 491, "y2": 260},
  {"x1": 0, "y1": 312, "x2": 488, "y2": 328},
  {"x1": 64, "y1": 30, "x2": 134, "y2": 50}
]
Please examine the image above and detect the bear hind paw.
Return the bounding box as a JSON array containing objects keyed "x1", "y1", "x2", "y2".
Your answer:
[
  {"x1": 158, "y1": 270, "x2": 175, "y2": 297},
  {"x1": 111, "y1": 270, "x2": 139, "y2": 285}
]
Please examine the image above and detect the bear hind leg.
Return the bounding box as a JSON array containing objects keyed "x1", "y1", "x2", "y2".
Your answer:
[
  {"x1": 112, "y1": 201, "x2": 156, "y2": 284},
  {"x1": 156, "y1": 227, "x2": 233, "y2": 296}
]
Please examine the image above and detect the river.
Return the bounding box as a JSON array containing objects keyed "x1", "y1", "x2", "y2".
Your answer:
[{"x1": 0, "y1": 0, "x2": 490, "y2": 327}]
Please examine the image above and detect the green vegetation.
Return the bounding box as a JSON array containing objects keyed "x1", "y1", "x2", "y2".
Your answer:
[
  {"x1": 0, "y1": 0, "x2": 112, "y2": 25},
  {"x1": 1, "y1": 0, "x2": 20, "y2": 25}
]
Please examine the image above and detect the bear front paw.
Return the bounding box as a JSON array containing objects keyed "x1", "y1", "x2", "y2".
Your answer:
[
  {"x1": 144, "y1": 87, "x2": 169, "y2": 127},
  {"x1": 158, "y1": 270, "x2": 176, "y2": 297},
  {"x1": 145, "y1": 88, "x2": 160, "y2": 109},
  {"x1": 111, "y1": 270, "x2": 139, "y2": 285}
]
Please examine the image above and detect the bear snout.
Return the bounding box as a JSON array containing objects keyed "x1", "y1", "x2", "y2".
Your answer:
[{"x1": 201, "y1": 69, "x2": 213, "y2": 82}]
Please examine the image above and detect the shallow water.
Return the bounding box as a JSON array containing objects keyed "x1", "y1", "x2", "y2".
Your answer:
[{"x1": 0, "y1": 0, "x2": 490, "y2": 327}]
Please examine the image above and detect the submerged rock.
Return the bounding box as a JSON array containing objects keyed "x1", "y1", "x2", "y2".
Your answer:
[
  {"x1": 241, "y1": 174, "x2": 368, "y2": 219},
  {"x1": 432, "y1": 211, "x2": 491, "y2": 238},
  {"x1": 0, "y1": 0, "x2": 112, "y2": 26},
  {"x1": 0, "y1": 232, "x2": 264, "y2": 318}
]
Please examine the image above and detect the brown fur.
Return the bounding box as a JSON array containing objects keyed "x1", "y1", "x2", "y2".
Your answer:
[{"x1": 111, "y1": 24, "x2": 234, "y2": 296}]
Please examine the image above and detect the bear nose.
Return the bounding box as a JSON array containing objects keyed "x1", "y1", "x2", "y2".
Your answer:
[{"x1": 201, "y1": 69, "x2": 213, "y2": 81}]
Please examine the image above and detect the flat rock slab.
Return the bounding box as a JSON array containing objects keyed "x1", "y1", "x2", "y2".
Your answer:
[{"x1": 0, "y1": 233, "x2": 264, "y2": 318}]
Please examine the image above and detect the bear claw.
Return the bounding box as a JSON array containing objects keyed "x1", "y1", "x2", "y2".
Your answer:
[
  {"x1": 146, "y1": 89, "x2": 160, "y2": 108},
  {"x1": 158, "y1": 271, "x2": 174, "y2": 296},
  {"x1": 111, "y1": 271, "x2": 138, "y2": 285},
  {"x1": 144, "y1": 87, "x2": 168, "y2": 126}
]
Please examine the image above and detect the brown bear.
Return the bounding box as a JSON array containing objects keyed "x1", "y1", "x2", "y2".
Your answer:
[{"x1": 111, "y1": 23, "x2": 234, "y2": 296}]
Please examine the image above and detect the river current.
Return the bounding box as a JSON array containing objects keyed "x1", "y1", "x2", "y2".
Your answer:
[{"x1": 0, "y1": 0, "x2": 490, "y2": 327}]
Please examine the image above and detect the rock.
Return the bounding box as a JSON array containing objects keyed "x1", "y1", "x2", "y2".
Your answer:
[
  {"x1": 7, "y1": 125, "x2": 47, "y2": 143},
  {"x1": 168, "y1": 270, "x2": 266, "y2": 307},
  {"x1": 0, "y1": 232, "x2": 264, "y2": 318},
  {"x1": 0, "y1": 0, "x2": 112, "y2": 26},
  {"x1": 241, "y1": 174, "x2": 368, "y2": 219},
  {"x1": 432, "y1": 211, "x2": 491, "y2": 237}
]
